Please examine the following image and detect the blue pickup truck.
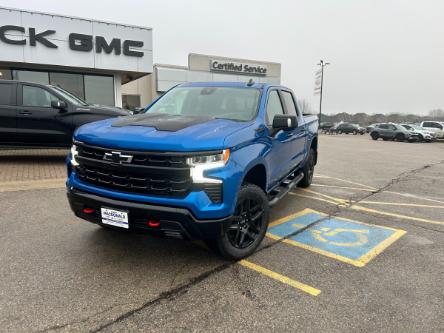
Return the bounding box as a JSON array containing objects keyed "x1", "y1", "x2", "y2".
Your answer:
[{"x1": 67, "y1": 82, "x2": 318, "y2": 259}]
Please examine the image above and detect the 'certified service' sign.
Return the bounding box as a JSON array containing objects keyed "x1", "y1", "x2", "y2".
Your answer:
[{"x1": 210, "y1": 59, "x2": 267, "y2": 76}]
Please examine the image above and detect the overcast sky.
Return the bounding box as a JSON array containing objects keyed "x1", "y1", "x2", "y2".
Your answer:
[{"x1": 1, "y1": 0, "x2": 443, "y2": 115}]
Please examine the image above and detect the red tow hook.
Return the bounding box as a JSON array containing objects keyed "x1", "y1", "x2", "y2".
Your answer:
[
  {"x1": 147, "y1": 220, "x2": 161, "y2": 228},
  {"x1": 82, "y1": 207, "x2": 96, "y2": 214}
]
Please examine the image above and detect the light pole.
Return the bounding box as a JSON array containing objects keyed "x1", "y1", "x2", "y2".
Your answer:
[{"x1": 317, "y1": 60, "x2": 330, "y2": 124}]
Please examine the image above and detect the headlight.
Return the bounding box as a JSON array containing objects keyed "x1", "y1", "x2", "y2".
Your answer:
[
  {"x1": 187, "y1": 149, "x2": 230, "y2": 184},
  {"x1": 70, "y1": 144, "x2": 79, "y2": 167}
]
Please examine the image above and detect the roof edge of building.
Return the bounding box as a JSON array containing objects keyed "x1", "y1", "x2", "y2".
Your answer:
[{"x1": 0, "y1": 5, "x2": 152, "y2": 31}]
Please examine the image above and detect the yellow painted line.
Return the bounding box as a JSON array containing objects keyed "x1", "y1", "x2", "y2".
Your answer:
[
  {"x1": 384, "y1": 191, "x2": 444, "y2": 205},
  {"x1": 269, "y1": 208, "x2": 315, "y2": 228},
  {"x1": 358, "y1": 229, "x2": 407, "y2": 265},
  {"x1": 314, "y1": 174, "x2": 377, "y2": 190},
  {"x1": 311, "y1": 183, "x2": 376, "y2": 192},
  {"x1": 351, "y1": 205, "x2": 444, "y2": 226},
  {"x1": 289, "y1": 192, "x2": 344, "y2": 206},
  {"x1": 266, "y1": 208, "x2": 407, "y2": 267},
  {"x1": 299, "y1": 188, "x2": 349, "y2": 204},
  {"x1": 238, "y1": 260, "x2": 321, "y2": 296},
  {"x1": 359, "y1": 200, "x2": 444, "y2": 209},
  {"x1": 0, "y1": 178, "x2": 65, "y2": 192}
]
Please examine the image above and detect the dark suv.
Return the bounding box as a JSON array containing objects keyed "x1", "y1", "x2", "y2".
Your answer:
[
  {"x1": 0, "y1": 80, "x2": 129, "y2": 148},
  {"x1": 334, "y1": 123, "x2": 365, "y2": 135},
  {"x1": 370, "y1": 123, "x2": 419, "y2": 142}
]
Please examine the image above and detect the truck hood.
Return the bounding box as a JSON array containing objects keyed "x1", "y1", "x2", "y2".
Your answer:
[
  {"x1": 75, "y1": 104, "x2": 131, "y2": 116},
  {"x1": 74, "y1": 113, "x2": 253, "y2": 151}
]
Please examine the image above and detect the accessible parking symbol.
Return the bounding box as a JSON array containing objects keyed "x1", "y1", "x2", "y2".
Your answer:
[{"x1": 267, "y1": 209, "x2": 406, "y2": 267}]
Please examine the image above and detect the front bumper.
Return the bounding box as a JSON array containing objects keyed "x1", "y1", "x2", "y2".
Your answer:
[{"x1": 67, "y1": 187, "x2": 232, "y2": 240}]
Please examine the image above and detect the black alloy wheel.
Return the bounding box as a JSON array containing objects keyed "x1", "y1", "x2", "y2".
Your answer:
[
  {"x1": 207, "y1": 184, "x2": 269, "y2": 260},
  {"x1": 371, "y1": 132, "x2": 379, "y2": 140},
  {"x1": 227, "y1": 198, "x2": 264, "y2": 249}
]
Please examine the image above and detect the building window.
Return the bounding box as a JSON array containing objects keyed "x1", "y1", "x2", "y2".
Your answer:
[
  {"x1": 122, "y1": 94, "x2": 141, "y2": 111},
  {"x1": 13, "y1": 70, "x2": 49, "y2": 84},
  {"x1": 49, "y1": 72, "x2": 85, "y2": 100},
  {"x1": 84, "y1": 75, "x2": 114, "y2": 106},
  {"x1": 0, "y1": 69, "x2": 12, "y2": 80}
]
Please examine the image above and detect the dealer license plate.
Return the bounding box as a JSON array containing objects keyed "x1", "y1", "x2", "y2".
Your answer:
[{"x1": 101, "y1": 207, "x2": 129, "y2": 229}]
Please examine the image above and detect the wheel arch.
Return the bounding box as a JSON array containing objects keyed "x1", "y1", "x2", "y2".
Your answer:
[{"x1": 242, "y1": 163, "x2": 267, "y2": 193}]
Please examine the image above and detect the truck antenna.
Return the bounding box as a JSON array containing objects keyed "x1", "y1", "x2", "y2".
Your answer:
[{"x1": 247, "y1": 78, "x2": 255, "y2": 86}]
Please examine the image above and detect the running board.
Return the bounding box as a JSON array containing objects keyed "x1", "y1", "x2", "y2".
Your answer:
[{"x1": 268, "y1": 172, "x2": 304, "y2": 207}]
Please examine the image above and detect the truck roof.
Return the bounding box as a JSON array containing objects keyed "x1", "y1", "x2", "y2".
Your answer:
[{"x1": 178, "y1": 81, "x2": 285, "y2": 90}]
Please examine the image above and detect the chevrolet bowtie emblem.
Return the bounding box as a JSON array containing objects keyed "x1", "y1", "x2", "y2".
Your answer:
[{"x1": 103, "y1": 151, "x2": 133, "y2": 164}]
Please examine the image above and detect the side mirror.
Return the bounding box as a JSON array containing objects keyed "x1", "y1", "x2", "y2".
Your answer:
[
  {"x1": 51, "y1": 100, "x2": 67, "y2": 110},
  {"x1": 133, "y1": 107, "x2": 145, "y2": 114},
  {"x1": 272, "y1": 114, "x2": 298, "y2": 131}
]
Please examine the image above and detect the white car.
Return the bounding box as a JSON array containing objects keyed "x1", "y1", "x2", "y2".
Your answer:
[
  {"x1": 401, "y1": 124, "x2": 434, "y2": 142},
  {"x1": 420, "y1": 121, "x2": 444, "y2": 138}
]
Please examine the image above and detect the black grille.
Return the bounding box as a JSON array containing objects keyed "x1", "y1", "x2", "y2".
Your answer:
[{"x1": 75, "y1": 143, "x2": 192, "y2": 198}]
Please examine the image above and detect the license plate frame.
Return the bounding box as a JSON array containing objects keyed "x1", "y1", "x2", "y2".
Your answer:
[{"x1": 101, "y1": 207, "x2": 129, "y2": 229}]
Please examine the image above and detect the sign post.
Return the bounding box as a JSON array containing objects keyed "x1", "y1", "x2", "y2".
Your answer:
[{"x1": 314, "y1": 60, "x2": 330, "y2": 124}]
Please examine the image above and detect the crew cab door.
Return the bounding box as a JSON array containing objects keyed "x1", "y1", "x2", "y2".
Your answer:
[
  {"x1": 279, "y1": 90, "x2": 307, "y2": 170},
  {"x1": 264, "y1": 89, "x2": 307, "y2": 188},
  {"x1": 16, "y1": 83, "x2": 72, "y2": 146},
  {"x1": 0, "y1": 82, "x2": 17, "y2": 144}
]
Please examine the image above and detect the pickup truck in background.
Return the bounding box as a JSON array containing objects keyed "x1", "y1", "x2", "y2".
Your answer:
[
  {"x1": 0, "y1": 80, "x2": 130, "y2": 148},
  {"x1": 67, "y1": 82, "x2": 318, "y2": 259}
]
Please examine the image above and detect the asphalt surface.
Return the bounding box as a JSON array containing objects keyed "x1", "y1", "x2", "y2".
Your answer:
[{"x1": 1, "y1": 135, "x2": 443, "y2": 332}]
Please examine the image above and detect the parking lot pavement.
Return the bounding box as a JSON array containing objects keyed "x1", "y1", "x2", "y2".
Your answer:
[{"x1": 1, "y1": 135, "x2": 444, "y2": 332}]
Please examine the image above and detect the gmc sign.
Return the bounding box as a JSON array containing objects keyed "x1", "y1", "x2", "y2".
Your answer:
[{"x1": 0, "y1": 25, "x2": 144, "y2": 57}]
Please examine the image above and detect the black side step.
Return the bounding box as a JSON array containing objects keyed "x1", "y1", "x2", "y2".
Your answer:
[{"x1": 268, "y1": 172, "x2": 304, "y2": 207}]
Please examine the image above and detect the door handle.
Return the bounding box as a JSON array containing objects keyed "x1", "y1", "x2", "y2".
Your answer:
[{"x1": 19, "y1": 111, "x2": 32, "y2": 115}]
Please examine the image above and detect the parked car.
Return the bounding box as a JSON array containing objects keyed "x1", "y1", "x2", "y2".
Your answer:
[
  {"x1": 334, "y1": 122, "x2": 365, "y2": 135},
  {"x1": 420, "y1": 121, "x2": 444, "y2": 139},
  {"x1": 0, "y1": 80, "x2": 130, "y2": 148},
  {"x1": 400, "y1": 124, "x2": 434, "y2": 142},
  {"x1": 320, "y1": 122, "x2": 334, "y2": 133},
  {"x1": 370, "y1": 123, "x2": 419, "y2": 142},
  {"x1": 366, "y1": 123, "x2": 381, "y2": 133},
  {"x1": 67, "y1": 82, "x2": 319, "y2": 259}
]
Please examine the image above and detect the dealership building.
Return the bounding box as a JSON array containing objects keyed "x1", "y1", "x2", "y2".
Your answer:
[{"x1": 0, "y1": 7, "x2": 281, "y2": 110}]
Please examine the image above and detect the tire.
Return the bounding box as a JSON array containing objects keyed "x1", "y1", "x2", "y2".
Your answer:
[
  {"x1": 383, "y1": 138, "x2": 389, "y2": 141},
  {"x1": 206, "y1": 184, "x2": 269, "y2": 260},
  {"x1": 338, "y1": 130, "x2": 343, "y2": 134},
  {"x1": 353, "y1": 130, "x2": 358, "y2": 135},
  {"x1": 395, "y1": 133, "x2": 405, "y2": 142},
  {"x1": 298, "y1": 148, "x2": 315, "y2": 188},
  {"x1": 371, "y1": 132, "x2": 379, "y2": 140}
]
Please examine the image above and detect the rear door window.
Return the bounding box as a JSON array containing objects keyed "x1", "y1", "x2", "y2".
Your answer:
[
  {"x1": 280, "y1": 91, "x2": 299, "y2": 117},
  {"x1": 0, "y1": 83, "x2": 16, "y2": 106}
]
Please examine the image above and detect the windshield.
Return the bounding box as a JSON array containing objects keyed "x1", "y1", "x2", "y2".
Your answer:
[
  {"x1": 52, "y1": 86, "x2": 88, "y2": 106},
  {"x1": 146, "y1": 87, "x2": 260, "y2": 121}
]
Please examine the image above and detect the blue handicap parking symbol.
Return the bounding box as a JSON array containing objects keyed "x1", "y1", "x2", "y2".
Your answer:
[{"x1": 267, "y1": 208, "x2": 406, "y2": 267}]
